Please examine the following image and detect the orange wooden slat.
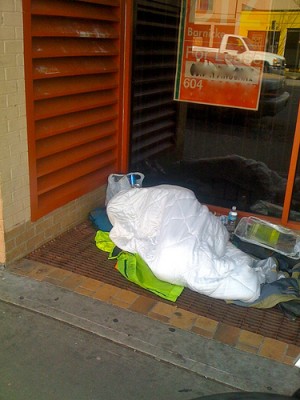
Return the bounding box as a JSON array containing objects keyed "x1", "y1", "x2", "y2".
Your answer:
[
  {"x1": 36, "y1": 165, "x2": 116, "y2": 219},
  {"x1": 33, "y1": 73, "x2": 118, "y2": 100},
  {"x1": 35, "y1": 106, "x2": 118, "y2": 139},
  {"x1": 37, "y1": 151, "x2": 115, "y2": 195},
  {"x1": 33, "y1": 57, "x2": 118, "y2": 79},
  {"x1": 36, "y1": 121, "x2": 116, "y2": 158},
  {"x1": 118, "y1": 0, "x2": 131, "y2": 171},
  {"x1": 34, "y1": 89, "x2": 117, "y2": 120},
  {"x1": 32, "y1": 0, "x2": 119, "y2": 20},
  {"x1": 81, "y1": 0, "x2": 119, "y2": 6},
  {"x1": 32, "y1": 16, "x2": 119, "y2": 38},
  {"x1": 37, "y1": 137, "x2": 117, "y2": 177},
  {"x1": 32, "y1": 38, "x2": 118, "y2": 58}
]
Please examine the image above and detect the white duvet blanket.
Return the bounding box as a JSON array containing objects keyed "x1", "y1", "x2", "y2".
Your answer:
[{"x1": 107, "y1": 185, "x2": 272, "y2": 302}]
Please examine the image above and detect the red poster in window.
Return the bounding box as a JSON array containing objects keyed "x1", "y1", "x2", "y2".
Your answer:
[
  {"x1": 174, "y1": 0, "x2": 263, "y2": 110},
  {"x1": 248, "y1": 31, "x2": 267, "y2": 51}
]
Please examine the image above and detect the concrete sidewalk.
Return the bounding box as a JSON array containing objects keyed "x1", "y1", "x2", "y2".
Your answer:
[
  {"x1": 1, "y1": 264, "x2": 299, "y2": 397},
  {"x1": 1, "y1": 301, "x2": 235, "y2": 400}
]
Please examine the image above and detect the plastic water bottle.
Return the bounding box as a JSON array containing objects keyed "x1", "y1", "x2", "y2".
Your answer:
[
  {"x1": 227, "y1": 206, "x2": 238, "y2": 234},
  {"x1": 128, "y1": 173, "x2": 141, "y2": 188},
  {"x1": 128, "y1": 173, "x2": 136, "y2": 187}
]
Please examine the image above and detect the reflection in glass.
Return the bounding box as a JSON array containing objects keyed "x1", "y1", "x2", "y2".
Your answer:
[{"x1": 130, "y1": 0, "x2": 300, "y2": 223}]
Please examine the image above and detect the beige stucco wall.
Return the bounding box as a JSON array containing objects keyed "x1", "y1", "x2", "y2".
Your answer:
[
  {"x1": 0, "y1": 186, "x2": 4, "y2": 264},
  {"x1": 0, "y1": 0, "x2": 106, "y2": 265}
]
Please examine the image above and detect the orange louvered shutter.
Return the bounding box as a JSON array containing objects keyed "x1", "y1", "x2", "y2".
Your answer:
[{"x1": 22, "y1": 0, "x2": 131, "y2": 220}]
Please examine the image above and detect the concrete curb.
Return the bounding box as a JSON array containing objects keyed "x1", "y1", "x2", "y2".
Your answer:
[{"x1": 0, "y1": 269, "x2": 299, "y2": 396}]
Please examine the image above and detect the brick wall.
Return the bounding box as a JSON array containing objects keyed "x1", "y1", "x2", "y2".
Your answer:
[
  {"x1": 0, "y1": 0, "x2": 106, "y2": 265},
  {"x1": 4, "y1": 186, "x2": 106, "y2": 264}
]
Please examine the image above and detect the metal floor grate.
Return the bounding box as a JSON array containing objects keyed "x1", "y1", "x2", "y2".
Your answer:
[{"x1": 26, "y1": 220, "x2": 300, "y2": 347}]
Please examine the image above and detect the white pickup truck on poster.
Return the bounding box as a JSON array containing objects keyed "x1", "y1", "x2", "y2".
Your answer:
[{"x1": 173, "y1": 0, "x2": 284, "y2": 111}]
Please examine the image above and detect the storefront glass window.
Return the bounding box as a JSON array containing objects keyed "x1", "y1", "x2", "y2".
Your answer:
[
  {"x1": 130, "y1": 0, "x2": 300, "y2": 224},
  {"x1": 175, "y1": 0, "x2": 300, "y2": 221}
]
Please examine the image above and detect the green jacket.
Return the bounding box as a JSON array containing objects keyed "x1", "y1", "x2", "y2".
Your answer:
[{"x1": 95, "y1": 230, "x2": 184, "y2": 302}]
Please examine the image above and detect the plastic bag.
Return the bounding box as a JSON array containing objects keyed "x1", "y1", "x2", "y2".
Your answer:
[
  {"x1": 105, "y1": 172, "x2": 144, "y2": 205},
  {"x1": 234, "y1": 216, "x2": 300, "y2": 259}
]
